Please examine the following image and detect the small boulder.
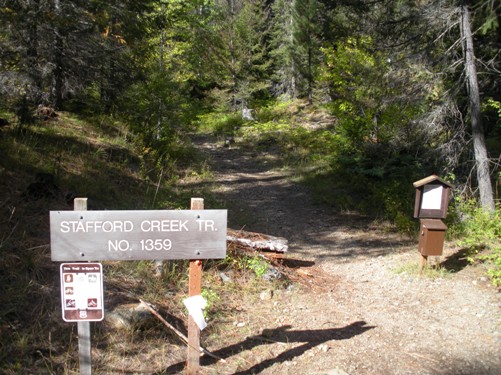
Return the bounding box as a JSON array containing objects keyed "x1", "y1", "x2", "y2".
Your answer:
[{"x1": 105, "y1": 303, "x2": 156, "y2": 331}]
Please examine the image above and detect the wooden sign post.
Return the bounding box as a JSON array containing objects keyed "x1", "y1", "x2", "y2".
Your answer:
[
  {"x1": 188, "y1": 198, "x2": 203, "y2": 374},
  {"x1": 74, "y1": 198, "x2": 92, "y2": 375}
]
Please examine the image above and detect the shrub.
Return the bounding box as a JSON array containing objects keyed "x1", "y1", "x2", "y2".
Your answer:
[{"x1": 451, "y1": 198, "x2": 501, "y2": 286}]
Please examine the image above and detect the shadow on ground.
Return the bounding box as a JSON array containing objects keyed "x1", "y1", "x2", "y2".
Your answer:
[
  {"x1": 439, "y1": 247, "x2": 473, "y2": 273},
  {"x1": 161, "y1": 321, "x2": 375, "y2": 374}
]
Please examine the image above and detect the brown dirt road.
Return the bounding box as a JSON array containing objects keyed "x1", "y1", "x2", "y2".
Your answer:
[{"x1": 184, "y1": 135, "x2": 501, "y2": 375}]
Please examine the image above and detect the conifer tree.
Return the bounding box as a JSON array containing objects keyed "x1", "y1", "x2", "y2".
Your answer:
[
  {"x1": 270, "y1": 0, "x2": 297, "y2": 99},
  {"x1": 292, "y1": 0, "x2": 322, "y2": 104}
]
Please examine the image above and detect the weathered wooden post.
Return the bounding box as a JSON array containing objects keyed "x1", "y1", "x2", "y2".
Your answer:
[
  {"x1": 74, "y1": 198, "x2": 92, "y2": 375},
  {"x1": 188, "y1": 198, "x2": 203, "y2": 374}
]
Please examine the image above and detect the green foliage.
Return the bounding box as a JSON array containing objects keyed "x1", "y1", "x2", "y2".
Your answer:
[
  {"x1": 482, "y1": 98, "x2": 501, "y2": 134},
  {"x1": 308, "y1": 36, "x2": 449, "y2": 228},
  {"x1": 320, "y1": 37, "x2": 427, "y2": 149},
  {"x1": 196, "y1": 112, "x2": 244, "y2": 137},
  {"x1": 450, "y1": 199, "x2": 501, "y2": 286},
  {"x1": 484, "y1": 99, "x2": 501, "y2": 119},
  {"x1": 244, "y1": 256, "x2": 269, "y2": 278},
  {"x1": 201, "y1": 288, "x2": 220, "y2": 319},
  {"x1": 228, "y1": 253, "x2": 269, "y2": 279},
  {"x1": 481, "y1": 249, "x2": 501, "y2": 287},
  {"x1": 223, "y1": 244, "x2": 269, "y2": 279}
]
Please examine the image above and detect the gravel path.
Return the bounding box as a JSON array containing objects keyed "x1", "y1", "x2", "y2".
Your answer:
[{"x1": 187, "y1": 135, "x2": 501, "y2": 375}]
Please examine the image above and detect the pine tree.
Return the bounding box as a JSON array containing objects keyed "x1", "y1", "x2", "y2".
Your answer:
[
  {"x1": 269, "y1": 0, "x2": 323, "y2": 102},
  {"x1": 270, "y1": 0, "x2": 297, "y2": 99},
  {"x1": 234, "y1": 0, "x2": 273, "y2": 106},
  {"x1": 292, "y1": 0, "x2": 322, "y2": 103}
]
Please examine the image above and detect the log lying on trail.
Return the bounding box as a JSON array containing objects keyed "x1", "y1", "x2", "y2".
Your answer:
[
  {"x1": 227, "y1": 228, "x2": 288, "y2": 253},
  {"x1": 226, "y1": 228, "x2": 338, "y2": 291}
]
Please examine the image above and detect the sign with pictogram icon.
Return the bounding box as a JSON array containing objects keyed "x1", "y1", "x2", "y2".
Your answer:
[
  {"x1": 60, "y1": 263, "x2": 104, "y2": 322},
  {"x1": 52, "y1": 198, "x2": 226, "y2": 374}
]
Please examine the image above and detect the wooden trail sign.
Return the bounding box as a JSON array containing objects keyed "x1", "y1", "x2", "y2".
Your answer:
[
  {"x1": 51, "y1": 198, "x2": 227, "y2": 375},
  {"x1": 50, "y1": 209, "x2": 227, "y2": 261}
]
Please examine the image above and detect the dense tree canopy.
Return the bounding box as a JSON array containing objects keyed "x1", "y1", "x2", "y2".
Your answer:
[{"x1": 1, "y1": 0, "x2": 499, "y2": 210}]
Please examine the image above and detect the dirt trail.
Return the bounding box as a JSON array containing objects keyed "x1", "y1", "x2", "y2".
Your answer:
[{"x1": 186, "y1": 135, "x2": 501, "y2": 375}]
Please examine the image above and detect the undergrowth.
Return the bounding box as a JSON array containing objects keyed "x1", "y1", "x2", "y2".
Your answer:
[
  {"x1": 394, "y1": 261, "x2": 451, "y2": 279},
  {"x1": 0, "y1": 110, "x2": 284, "y2": 373},
  {"x1": 196, "y1": 99, "x2": 422, "y2": 233},
  {"x1": 449, "y1": 198, "x2": 501, "y2": 286}
]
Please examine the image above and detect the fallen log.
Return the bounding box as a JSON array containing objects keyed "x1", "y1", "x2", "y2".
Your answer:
[
  {"x1": 227, "y1": 228, "x2": 288, "y2": 253},
  {"x1": 226, "y1": 229, "x2": 338, "y2": 291}
]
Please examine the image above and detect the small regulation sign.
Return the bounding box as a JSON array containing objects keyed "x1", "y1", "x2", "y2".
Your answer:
[{"x1": 60, "y1": 263, "x2": 104, "y2": 322}]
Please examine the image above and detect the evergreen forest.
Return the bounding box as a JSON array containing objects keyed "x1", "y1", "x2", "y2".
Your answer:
[{"x1": 1, "y1": 1, "x2": 500, "y2": 212}]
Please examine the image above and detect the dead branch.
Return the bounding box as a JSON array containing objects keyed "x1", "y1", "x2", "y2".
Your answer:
[{"x1": 138, "y1": 299, "x2": 226, "y2": 363}]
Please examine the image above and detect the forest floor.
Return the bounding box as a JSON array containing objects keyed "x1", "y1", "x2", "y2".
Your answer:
[
  {"x1": 178, "y1": 134, "x2": 501, "y2": 375},
  {"x1": 2, "y1": 114, "x2": 499, "y2": 375}
]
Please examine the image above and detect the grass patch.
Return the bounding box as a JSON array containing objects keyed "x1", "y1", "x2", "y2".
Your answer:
[
  {"x1": 195, "y1": 112, "x2": 244, "y2": 137},
  {"x1": 394, "y1": 260, "x2": 451, "y2": 279}
]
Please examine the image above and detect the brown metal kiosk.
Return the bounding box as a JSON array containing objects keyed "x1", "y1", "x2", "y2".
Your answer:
[{"x1": 413, "y1": 175, "x2": 453, "y2": 268}]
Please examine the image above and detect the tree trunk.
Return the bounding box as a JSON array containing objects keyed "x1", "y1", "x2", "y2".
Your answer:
[
  {"x1": 228, "y1": 0, "x2": 237, "y2": 110},
  {"x1": 289, "y1": 0, "x2": 297, "y2": 99},
  {"x1": 461, "y1": 4, "x2": 495, "y2": 212},
  {"x1": 52, "y1": 0, "x2": 64, "y2": 110},
  {"x1": 27, "y1": 0, "x2": 42, "y2": 99},
  {"x1": 157, "y1": 3, "x2": 166, "y2": 140}
]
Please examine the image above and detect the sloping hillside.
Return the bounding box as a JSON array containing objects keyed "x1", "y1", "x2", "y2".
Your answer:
[{"x1": 0, "y1": 113, "x2": 211, "y2": 372}]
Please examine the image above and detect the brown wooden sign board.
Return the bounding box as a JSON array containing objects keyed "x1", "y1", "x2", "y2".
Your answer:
[{"x1": 50, "y1": 210, "x2": 227, "y2": 261}]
